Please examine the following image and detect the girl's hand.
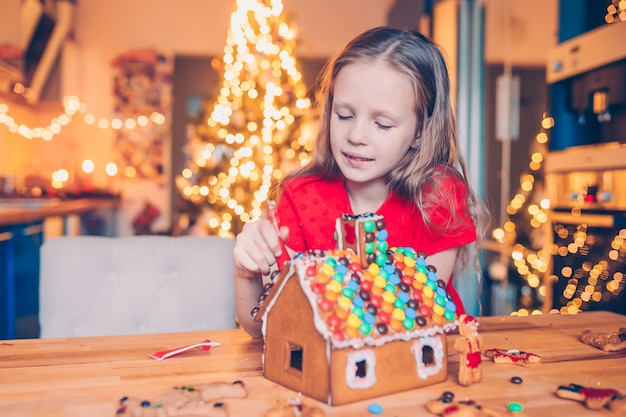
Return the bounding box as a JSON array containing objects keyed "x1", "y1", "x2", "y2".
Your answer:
[{"x1": 233, "y1": 219, "x2": 289, "y2": 279}]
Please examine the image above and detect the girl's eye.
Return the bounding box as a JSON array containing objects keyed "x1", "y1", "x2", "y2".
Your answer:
[
  {"x1": 337, "y1": 114, "x2": 352, "y2": 121},
  {"x1": 376, "y1": 122, "x2": 392, "y2": 130}
]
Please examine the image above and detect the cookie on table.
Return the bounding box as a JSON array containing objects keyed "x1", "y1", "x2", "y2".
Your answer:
[
  {"x1": 116, "y1": 396, "x2": 228, "y2": 417},
  {"x1": 426, "y1": 392, "x2": 513, "y2": 417},
  {"x1": 555, "y1": 383, "x2": 622, "y2": 410},
  {"x1": 454, "y1": 315, "x2": 484, "y2": 387},
  {"x1": 580, "y1": 328, "x2": 626, "y2": 352},
  {"x1": 483, "y1": 348, "x2": 541, "y2": 366},
  {"x1": 264, "y1": 397, "x2": 325, "y2": 417},
  {"x1": 158, "y1": 380, "x2": 248, "y2": 404},
  {"x1": 116, "y1": 380, "x2": 247, "y2": 417}
]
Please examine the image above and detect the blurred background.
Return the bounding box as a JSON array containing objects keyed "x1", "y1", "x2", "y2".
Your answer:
[{"x1": 1, "y1": 0, "x2": 625, "y2": 338}]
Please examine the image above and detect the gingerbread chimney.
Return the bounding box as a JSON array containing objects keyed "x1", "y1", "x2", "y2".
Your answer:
[{"x1": 335, "y1": 213, "x2": 388, "y2": 268}]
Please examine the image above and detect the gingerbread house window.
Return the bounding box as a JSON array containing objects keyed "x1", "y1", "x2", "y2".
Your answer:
[
  {"x1": 411, "y1": 336, "x2": 445, "y2": 380},
  {"x1": 288, "y1": 343, "x2": 303, "y2": 371},
  {"x1": 422, "y1": 345, "x2": 435, "y2": 365},
  {"x1": 346, "y1": 349, "x2": 376, "y2": 389}
]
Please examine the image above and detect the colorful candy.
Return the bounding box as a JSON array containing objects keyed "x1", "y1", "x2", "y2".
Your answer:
[
  {"x1": 368, "y1": 403, "x2": 383, "y2": 414},
  {"x1": 299, "y1": 217, "x2": 457, "y2": 340}
]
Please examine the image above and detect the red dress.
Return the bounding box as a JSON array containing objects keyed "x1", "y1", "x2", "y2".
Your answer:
[{"x1": 276, "y1": 175, "x2": 477, "y2": 314}]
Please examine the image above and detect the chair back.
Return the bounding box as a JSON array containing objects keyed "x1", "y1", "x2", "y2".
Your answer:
[{"x1": 39, "y1": 235, "x2": 236, "y2": 338}]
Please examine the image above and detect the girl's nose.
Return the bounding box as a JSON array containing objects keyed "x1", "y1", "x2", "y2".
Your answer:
[{"x1": 347, "y1": 122, "x2": 369, "y2": 145}]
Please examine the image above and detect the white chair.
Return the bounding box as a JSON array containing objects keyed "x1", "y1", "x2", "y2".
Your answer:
[{"x1": 39, "y1": 235, "x2": 236, "y2": 338}]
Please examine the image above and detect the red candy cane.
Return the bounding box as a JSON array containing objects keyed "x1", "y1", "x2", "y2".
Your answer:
[
  {"x1": 268, "y1": 200, "x2": 290, "y2": 269},
  {"x1": 149, "y1": 339, "x2": 220, "y2": 361}
]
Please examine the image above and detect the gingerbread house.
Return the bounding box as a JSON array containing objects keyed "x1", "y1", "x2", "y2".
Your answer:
[{"x1": 253, "y1": 213, "x2": 458, "y2": 405}]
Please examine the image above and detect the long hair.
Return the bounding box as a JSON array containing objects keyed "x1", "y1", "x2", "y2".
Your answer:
[{"x1": 285, "y1": 27, "x2": 487, "y2": 281}]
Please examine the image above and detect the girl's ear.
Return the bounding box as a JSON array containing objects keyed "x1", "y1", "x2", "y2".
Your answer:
[{"x1": 410, "y1": 136, "x2": 421, "y2": 150}]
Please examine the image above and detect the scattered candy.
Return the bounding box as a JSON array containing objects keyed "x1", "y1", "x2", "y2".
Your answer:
[
  {"x1": 510, "y1": 376, "x2": 523, "y2": 384},
  {"x1": 508, "y1": 402, "x2": 523, "y2": 412},
  {"x1": 368, "y1": 403, "x2": 383, "y2": 414},
  {"x1": 441, "y1": 391, "x2": 455, "y2": 402}
]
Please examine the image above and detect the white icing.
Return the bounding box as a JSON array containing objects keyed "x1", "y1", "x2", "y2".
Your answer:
[
  {"x1": 287, "y1": 397, "x2": 303, "y2": 417},
  {"x1": 260, "y1": 262, "x2": 297, "y2": 338},
  {"x1": 335, "y1": 218, "x2": 343, "y2": 249}
]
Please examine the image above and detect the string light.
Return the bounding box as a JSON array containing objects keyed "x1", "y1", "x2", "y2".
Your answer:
[
  {"x1": 548, "y1": 222, "x2": 626, "y2": 315},
  {"x1": 0, "y1": 95, "x2": 166, "y2": 141},
  {"x1": 493, "y1": 113, "x2": 554, "y2": 317},
  {"x1": 105, "y1": 162, "x2": 118, "y2": 177},
  {"x1": 50, "y1": 168, "x2": 69, "y2": 189},
  {"x1": 176, "y1": 0, "x2": 313, "y2": 237},
  {"x1": 81, "y1": 159, "x2": 95, "y2": 174},
  {"x1": 605, "y1": 0, "x2": 626, "y2": 23},
  {"x1": 499, "y1": 111, "x2": 625, "y2": 316}
]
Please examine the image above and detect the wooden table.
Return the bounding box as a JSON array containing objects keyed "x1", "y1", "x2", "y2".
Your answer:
[{"x1": 1, "y1": 311, "x2": 625, "y2": 417}]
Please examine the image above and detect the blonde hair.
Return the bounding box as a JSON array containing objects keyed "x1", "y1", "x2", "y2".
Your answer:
[{"x1": 285, "y1": 27, "x2": 487, "y2": 273}]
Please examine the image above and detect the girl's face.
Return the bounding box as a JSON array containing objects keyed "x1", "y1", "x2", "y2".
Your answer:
[{"x1": 330, "y1": 61, "x2": 419, "y2": 194}]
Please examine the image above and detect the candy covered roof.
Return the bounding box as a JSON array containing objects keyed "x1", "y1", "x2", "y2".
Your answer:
[{"x1": 254, "y1": 214, "x2": 458, "y2": 350}]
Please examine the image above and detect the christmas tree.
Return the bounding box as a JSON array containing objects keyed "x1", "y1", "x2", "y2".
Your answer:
[{"x1": 176, "y1": 0, "x2": 314, "y2": 237}]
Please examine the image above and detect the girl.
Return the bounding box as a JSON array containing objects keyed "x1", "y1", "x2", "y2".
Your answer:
[{"x1": 233, "y1": 27, "x2": 483, "y2": 338}]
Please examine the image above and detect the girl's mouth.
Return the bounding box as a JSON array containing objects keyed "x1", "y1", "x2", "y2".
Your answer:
[{"x1": 343, "y1": 152, "x2": 373, "y2": 162}]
